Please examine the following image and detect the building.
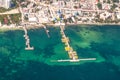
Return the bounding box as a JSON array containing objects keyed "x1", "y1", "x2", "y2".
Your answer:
[
  {"x1": 100, "y1": 11, "x2": 112, "y2": 20},
  {"x1": 0, "y1": 0, "x2": 11, "y2": 9},
  {"x1": 116, "y1": 12, "x2": 120, "y2": 19}
]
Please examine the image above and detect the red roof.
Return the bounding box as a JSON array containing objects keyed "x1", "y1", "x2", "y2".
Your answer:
[
  {"x1": 4, "y1": 17, "x2": 8, "y2": 24},
  {"x1": 95, "y1": 0, "x2": 99, "y2": 4}
]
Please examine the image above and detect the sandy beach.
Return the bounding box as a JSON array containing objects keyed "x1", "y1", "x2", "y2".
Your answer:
[{"x1": 1, "y1": 22, "x2": 120, "y2": 32}]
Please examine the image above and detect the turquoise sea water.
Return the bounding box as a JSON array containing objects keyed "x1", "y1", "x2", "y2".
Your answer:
[{"x1": 0, "y1": 25, "x2": 120, "y2": 80}]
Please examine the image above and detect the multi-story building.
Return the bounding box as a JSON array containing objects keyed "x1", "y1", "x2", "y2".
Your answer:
[{"x1": 0, "y1": 0, "x2": 11, "y2": 9}]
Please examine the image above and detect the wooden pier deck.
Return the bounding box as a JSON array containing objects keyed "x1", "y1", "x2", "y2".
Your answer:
[
  {"x1": 23, "y1": 26, "x2": 34, "y2": 50},
  {"x1": 60, "y1": 25, "x2": 78, "y2": 60}
]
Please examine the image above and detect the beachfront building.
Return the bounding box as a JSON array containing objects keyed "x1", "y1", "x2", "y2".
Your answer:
[
  {"x1": 116, "y1": 12, "x2": 120, "y2": 19},
  {"x1": 0, "y1": 0, "x2": 11, "y2": 9}
]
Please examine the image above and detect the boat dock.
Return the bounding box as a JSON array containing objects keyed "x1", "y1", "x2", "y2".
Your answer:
[
  {"x1": 60, "y1": 24, "x2": 78, "y2": 61},
  {"x1": 59, "y1": 24, "x2": 96, "y2": 62},
  {"x1": 23, "y1": 25, "x2": 34, "y2": 50},
  {"x1": 42, "y1": 24, "x2": 50, "y2": 38}
]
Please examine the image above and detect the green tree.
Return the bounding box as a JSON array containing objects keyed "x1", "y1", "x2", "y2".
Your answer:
[
  {"x1": 111, "y1": 4, "x2": 118, "y2": 11},
  {"x1": 107, "y1": 0, "x2": 111, "y2": 3},
  {"x1": 97, "y1": 3, "x2": 102, "y2": 10},
  {"x1": 112, "y1": 0, "x2": 119, "y2": 2}
]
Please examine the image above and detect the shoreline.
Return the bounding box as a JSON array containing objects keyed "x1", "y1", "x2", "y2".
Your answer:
[
  {"x1": 0, "y1": 23, "x2": 120, "y2": 32},
  {"x1": 52, "y1": 22, "x2": 120, "y2": 26}
]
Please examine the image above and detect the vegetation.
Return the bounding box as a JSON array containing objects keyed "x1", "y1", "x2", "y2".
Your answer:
[
  {"x1": 0, "y1": 7, "x2": 11, "y2": 13},
  {"x1": 18, "y1": 0, "x2": 25, "y2": 2},
  {"x1": 107, "y1": 0, "x2": 111, "y2": 3},
  {"x1": 104, "y1": 18, "x2": 113, "y2": 23},
  {"x1": 0, "y1": 15, "x2": 11, "y2": 24},
  {"x1": 112, "y1": 0, "x2": 119, "y2": 2},
  {"x1": 111, "y1": 4, "x2": 118, "y2": 11},
  {"x1": 97, "y1": 3, "x2": 102, "y2": 10},
  {"x1": 0, "y1": 15, "x2": 5, "y2": 24},
  {"x1": 73, "y1": 6, "x2": 78, "y2": 9},
  {"x1": 10, "y1": 13, "x2": 21, "y2": 24},
  {"x1": 0, "y1": 13, "x2": 21, "y2": 25}
]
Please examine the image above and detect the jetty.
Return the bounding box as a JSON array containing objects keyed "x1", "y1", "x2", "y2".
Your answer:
[
  {"x1": 59, "y1": 24, "x2": 96, "y2": 62},
  {"x1": 42, "y1": 24, "x2": 50, "y2": 38},
  {"x1": 60, "y1": 24, "x2": 78, "y2": 61},
  {"x1": 23, "y1": 25, "x2": 34, "y2": 50}
]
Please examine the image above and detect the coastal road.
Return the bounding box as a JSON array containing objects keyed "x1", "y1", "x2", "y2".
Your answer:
[{"x1": 0, "y1": 8, "x2": 20, "y2": 15}]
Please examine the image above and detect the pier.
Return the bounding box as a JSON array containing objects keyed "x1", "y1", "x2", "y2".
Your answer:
[
  {"x1": 59, "y1": 24, "x2": 96, "y2": 62},
  {"x1": 42, "y1": 24, "x2": 50, "y2": 38},
  {"x1": 60, "y1": 24, "x2": 78, "y2": 61},
  {"x1": 23, "y1": 25, "x2": 34, "y2": 50}
]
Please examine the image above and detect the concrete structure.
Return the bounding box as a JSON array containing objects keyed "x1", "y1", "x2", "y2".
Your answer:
[
  {"x1": 28, "y1": 17, "x2": 37, "y2": 22},
  {"x1": 0, "y1": 0, "x2": 11, "y2": 9}
]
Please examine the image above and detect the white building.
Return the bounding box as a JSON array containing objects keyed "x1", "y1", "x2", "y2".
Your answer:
[
  {"x1": 28, "y1": 17, "x2": 37, "y2": 22},
  {"x1": 116, "y1": 12, "x2": 120, "y2": 19},
  {"x1": 100, "y1": 11, "x2": 112, "y2": 20},
  {"x1": 0, "y1": 0, "x2": 11, "y2": 9}
]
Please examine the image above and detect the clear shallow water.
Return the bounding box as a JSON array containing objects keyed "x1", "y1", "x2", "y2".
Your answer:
[{"x1": 0, "y1": 25, "x2": 120, "y2": 80}]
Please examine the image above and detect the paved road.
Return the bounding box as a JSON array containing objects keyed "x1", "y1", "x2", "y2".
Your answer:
[{"x1": 0, "y1": 8, "x2": 20, "y2": 15}]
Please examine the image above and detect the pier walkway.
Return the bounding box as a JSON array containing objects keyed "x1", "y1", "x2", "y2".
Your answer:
[
  {"x1": 23, "y1": 25, "x2": 34, "y2": 50},
  {"x1": 60, "y1": 24, "x2": 78, "y2": 61},
  {"x1": 59, "y1": 24, "x2": 96, "y2": 62},
  {"x1": 42, "y1": 24, "x2": 50, "y2": 38}
]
